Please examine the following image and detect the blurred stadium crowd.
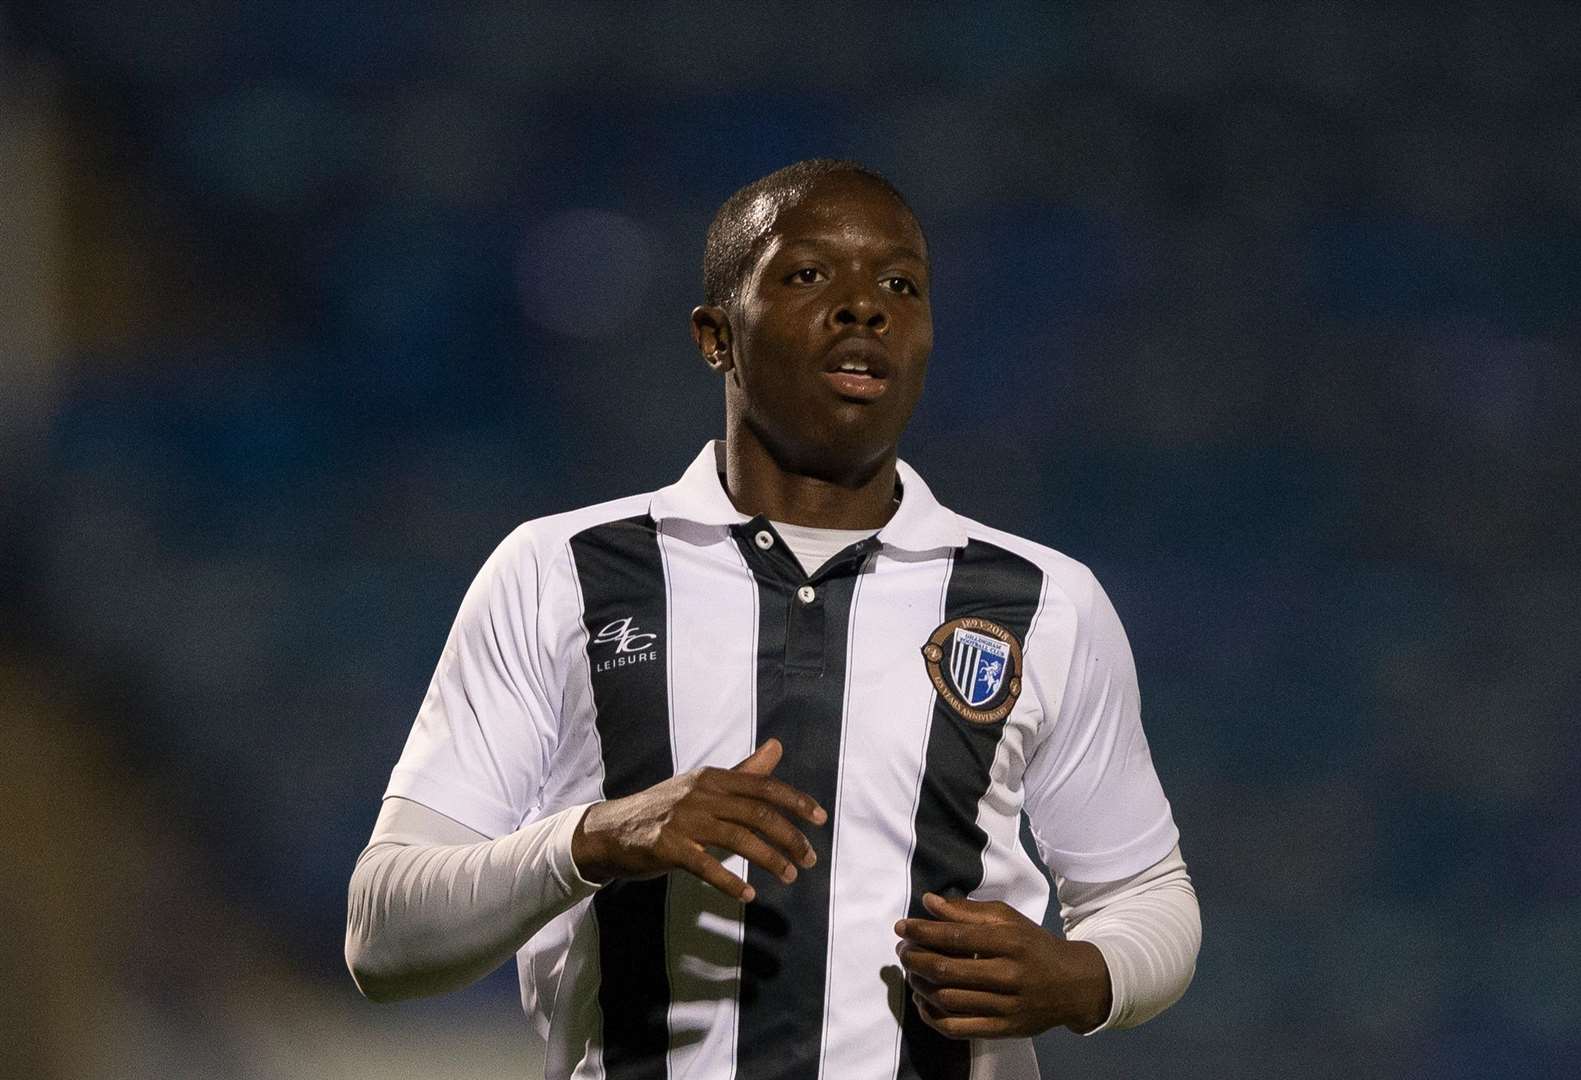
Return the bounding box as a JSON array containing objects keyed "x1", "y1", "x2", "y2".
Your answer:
[{"x1": 2, "y1": 3, "x2": 1577, "y2": 1078}]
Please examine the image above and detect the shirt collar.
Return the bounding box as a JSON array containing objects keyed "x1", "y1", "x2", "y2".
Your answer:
[{"x1": 649, "y1": 441, "x2": 968, "y2": 553}]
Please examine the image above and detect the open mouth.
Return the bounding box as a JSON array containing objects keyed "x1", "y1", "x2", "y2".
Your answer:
[
  {"x1": 823, "y1": 368, "x2": 887, "y2": 401},
  {"x1": 822, "y1": 340, "x2": 890, "y2": 401}
]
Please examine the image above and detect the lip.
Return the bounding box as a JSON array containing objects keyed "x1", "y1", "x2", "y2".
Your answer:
[
  {"x1": 822, "y1": 370, "x2": 888, "y2": 401},
  {"x1": 821, "y1": 337, "x2": 891, "y2": 402},
  {"x1": 823, "y1": 336, "x2": 891, "y2": 376}
]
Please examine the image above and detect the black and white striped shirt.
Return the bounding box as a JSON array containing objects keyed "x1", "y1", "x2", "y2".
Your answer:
[{"x1": 386, "y1": 441, "x2": 1179, "y2": 1080}]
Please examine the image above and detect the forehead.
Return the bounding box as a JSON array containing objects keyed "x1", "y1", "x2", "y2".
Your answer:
[{"x1": 755, "y1": 175, "x2": 926, "y2": 260}]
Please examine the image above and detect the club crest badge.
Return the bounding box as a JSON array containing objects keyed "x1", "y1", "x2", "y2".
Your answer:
[{"x1": 920, "y1": 617, "x2": 1024, "y2": 724}]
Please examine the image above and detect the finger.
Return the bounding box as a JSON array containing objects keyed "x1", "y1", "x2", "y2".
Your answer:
[
  {"x1": 913, "y1": 993, "x2": 963, "y2": 1038},
  {"x1": 895, "y1": 943, "x2": 1017, "y2": 993},
  {"x1": 897, "y1": 942, "x2": 1011, "y2": 989},
  {"x1": 708, "y1": 793, "x2": 817, "y2": 868},
  {"x1": 921, "y1": 892, "x2": 1022, "y2": 925},
  {"x1": 694, "y1": 816, "x2": 800, "y2": 885},
  {"x1": 709, "y1": 770, "x2": 828, "y2": 827},
  {"x1": 673, "y1": 840, "x2": 756, "y2": 903},
  {"x1": 732, "y1": 738, "x2": 782, "y2": 776},
  {"x1": 913, "y1": 994, "x2": 1011, "y2": 1040},
  {"x1": 893, "y1": 918, "x2": 1007, "y2": 956},
  {"x1": 912, "y1": 993, "x2": 958, "y2": 1038},
  {"x1": 912, "y1": 984, "x2": 1017, "y2": 1019}
]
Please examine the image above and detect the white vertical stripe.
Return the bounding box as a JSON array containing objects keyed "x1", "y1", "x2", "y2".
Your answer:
[
  {"x1": 818, "y1": 551, "x2": 953, "y2": 1079},
  {"x1": 660, "y1": 523, "x2": 758, "y2": 1079},
  {"x1": 814, "y1": 549, "x2": 870, "y2": 1076}
]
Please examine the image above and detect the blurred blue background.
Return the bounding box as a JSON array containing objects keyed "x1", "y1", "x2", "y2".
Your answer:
[{"x1": 2, "y1": 3, "x2": 1577, "y2": 1078}]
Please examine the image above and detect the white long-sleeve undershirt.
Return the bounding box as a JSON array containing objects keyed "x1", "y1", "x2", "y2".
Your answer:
[
  {"x1": 1060, "y1": 843, "x2": 1199, "y2": 1032},
  {"x1": 344, "y1": 797, "x2": 599, "y2": 1002},
  {"x1": 344, "y1": 796, "x2": 1198, "y2": 1032}
]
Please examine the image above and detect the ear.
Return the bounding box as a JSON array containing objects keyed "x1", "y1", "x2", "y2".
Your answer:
[{"x1": 690, "y1": 305, "x2": 734, "y2": 373}]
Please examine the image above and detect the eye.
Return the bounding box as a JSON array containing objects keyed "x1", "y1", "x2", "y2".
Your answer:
[
  {"x1": 788, "y1": 267, "x2": 826, "y2": 284},
  {"x1": 882, "y1": 276, "x2": 918, "y2": 295}
]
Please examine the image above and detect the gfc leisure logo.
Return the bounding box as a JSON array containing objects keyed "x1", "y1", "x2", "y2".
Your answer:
[{"x1": 592, "y1": 616, "x2": 659, "y2": 672}]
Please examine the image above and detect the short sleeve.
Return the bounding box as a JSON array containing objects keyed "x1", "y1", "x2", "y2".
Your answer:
[
  {"x1": 1022, "y1": 572, "x2": 1179, "y2": 883},
  {"x1": 383, "y1": 526, "x2": 561, "y2": 838}
]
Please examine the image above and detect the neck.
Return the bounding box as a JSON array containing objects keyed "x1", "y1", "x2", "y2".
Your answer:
[{"x1": 723, "y1": 423, "x2": 899, "y2": 530}]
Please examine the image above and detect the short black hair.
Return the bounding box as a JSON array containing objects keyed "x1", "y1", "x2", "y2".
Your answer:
[{"x1": 701, "y1": 158, "x2": 923, "y2": 307}]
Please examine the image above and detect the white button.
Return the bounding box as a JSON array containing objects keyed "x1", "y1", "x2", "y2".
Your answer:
[
  {"x1": 754, "y1": 530, "x2": 774, "y2": 550},
  {"x1": 797, "y1": 585, "x2": 816, "y2": 604}
]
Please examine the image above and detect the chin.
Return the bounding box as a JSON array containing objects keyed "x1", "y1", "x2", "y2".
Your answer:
[
  {"x1": 739, "y1": 395, "x2": 911, "y2": 481},
  {"x1": 792, "y1": 420, "x2": 902, "y2": 480}
]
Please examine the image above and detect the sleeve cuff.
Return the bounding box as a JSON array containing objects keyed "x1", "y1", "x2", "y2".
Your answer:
[
  {"x1": 1044, "y1": 813, "x2": 1180, "y2": 883},
  {"x1": 1078, "y1": 936, "x2": 1126, "y2": 1035},
  {"x1": 538, "y1": 802, "x2": 603, "y2": 898},
  {"x1": 385, "y1": 765, "x2": 520, "y2": 839}
]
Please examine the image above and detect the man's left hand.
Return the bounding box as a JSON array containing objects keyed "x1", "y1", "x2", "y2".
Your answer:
[{"x1": 894, "y1": 892, "x2": 1112, "y2": 1039}]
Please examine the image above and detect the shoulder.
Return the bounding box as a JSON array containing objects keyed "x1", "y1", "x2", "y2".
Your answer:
[
  {"x1": 953, "y1": 515, "x2": 1105, "y2": 624},
  {"x1": 954, "y1": 518, "x2": 1138, "y2": 710},
  {"x1": 486, "y1": 491, "x2": 657, "y2": 576}
]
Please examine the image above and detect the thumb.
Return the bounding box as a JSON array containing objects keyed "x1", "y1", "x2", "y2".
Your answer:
[
  {"x1": 922, "y1": 892, "x2": 1020, "y2": 925},
  {"x1": 734, "y1": 737, "x2": 783, "y2": 776}
]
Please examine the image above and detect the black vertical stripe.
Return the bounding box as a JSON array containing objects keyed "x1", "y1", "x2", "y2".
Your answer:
[
  {"x1": 896, "y1": 540, "x2": 1044, "y2": 1080},
  {"x1": 570, "y1": 515, "x2": 674, "y2": 1080},
  {"x1": 733, "y1": 521, "x2": 873, "y2": 1080}
]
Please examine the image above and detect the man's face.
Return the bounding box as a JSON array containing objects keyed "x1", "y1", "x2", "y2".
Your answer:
[{"x1": 723, "y1": 175, "x2": 932, "y2": 480}]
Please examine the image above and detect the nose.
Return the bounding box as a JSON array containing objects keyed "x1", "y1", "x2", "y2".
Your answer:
[{"x1": 831, "y1": 291, "x2": 889, "y2": 336}]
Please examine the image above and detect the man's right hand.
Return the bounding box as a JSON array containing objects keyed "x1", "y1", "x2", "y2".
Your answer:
[{"x1": 569, "y1": 738, "x2": 826, "y2": 902}]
